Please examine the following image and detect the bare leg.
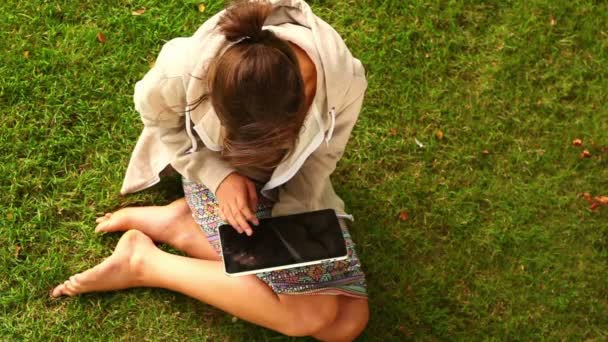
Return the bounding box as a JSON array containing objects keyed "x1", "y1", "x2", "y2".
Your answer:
[
  {"x1": 52, "y1": 230, "x2": 352, "y2": 338},
  {"x1": 95, "y1": 198, "x2": 217, "y2": 260},
  {"x1": 312, "y1": 296, "x2": 369, "y2": 342},
  {"x1": 64, "y1": 202, "x2": 370, "y2": 340}
]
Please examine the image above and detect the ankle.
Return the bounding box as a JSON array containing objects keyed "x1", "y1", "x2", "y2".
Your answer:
[
  {"x1": 128, "y1": 244, "x2": 153, "y2": 286},
  {"x1": 169, "y1": 198, "x2": 190, "y2": 214}
]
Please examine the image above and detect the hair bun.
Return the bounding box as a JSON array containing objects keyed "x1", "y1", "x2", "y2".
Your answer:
[{"x1": 218, "y1": 0, "x2": 272, "y2": 43}]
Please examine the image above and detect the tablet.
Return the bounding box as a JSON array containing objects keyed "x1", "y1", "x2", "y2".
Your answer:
[{"x1": 218, "y1": 209, "x2": 348, "y2": 276}]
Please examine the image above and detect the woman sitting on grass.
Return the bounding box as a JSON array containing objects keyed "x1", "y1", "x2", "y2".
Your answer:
[{"x1": 52, "y1": 0, "x2": 368, "y2": 340}]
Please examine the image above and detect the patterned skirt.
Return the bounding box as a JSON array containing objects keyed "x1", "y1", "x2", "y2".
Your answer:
[{"x1": 183, "y1": 179, "x2": 367, "y2": 298}]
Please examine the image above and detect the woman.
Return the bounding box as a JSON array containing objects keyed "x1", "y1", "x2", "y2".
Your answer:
[{"x1": 52, "y1": 0, "x2": 368, "y2": 340}]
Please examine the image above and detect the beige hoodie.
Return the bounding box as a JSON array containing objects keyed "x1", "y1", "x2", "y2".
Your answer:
[{"x1": 121, "y1": 0, "x2": 367, "y2": 219}]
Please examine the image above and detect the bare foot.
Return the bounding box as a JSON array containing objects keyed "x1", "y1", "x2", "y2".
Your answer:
[
  {"x1": 95, "y1": 199, "x2": 198, "y2": 251},
  {"x1": 51, "y1": 230, "x2": 155, "y2": 297}
]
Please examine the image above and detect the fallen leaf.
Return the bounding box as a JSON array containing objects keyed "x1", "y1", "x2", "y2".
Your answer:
[
  {"x1": 579, "y1": 193, "x2": 608, "y2": 210},
  {"x1": 389, "y1": 128, "x2": 397, "y2": 136},
  {"x1": 197, "y1": 3, "x2": 206, "y2": 12},
  {"x1": 414, "y1": 138, "x2": 425, "y2": 148},
  {"x1": 7, "y1": 212, "x2": 13, "y2": 220},
  {"x1": 572, "y1": 139, "x2": 582, "y2": 147},
  {"x1": 14, "y1": 246, "x2": 22, "y2": 258},
  {"x1": 131, "y1": 8, "x2": 145, "y2": 16},
  {"x1": 398, "y1": 211, "x2": 409, "y2": 221},
  {"x1": 23, "y1": 50, "x2": 30, "y2": 58},
  {"x1": 231, "y1": 316, "x2": 238, "y2": 323},
  {"x1": 594, "y1": 196, "x2": 608, "y2": 206},
  {"x1": 482, "y1": 150, "x2": 490, "y2": 155},
  {"x1": 436, "y1": 130, "x2": 444, "y2": 140},
  {"x1": 398, "y1": 325, "x2": 412, "y2": 337},
  {"x1": 549, "y1": 15, "x2": 557, "y2": 26},
  {"x1": 580, "y1": 150, "x2": 591, "y2": 158},
  {"x1": 581, "y1": 192, "x2": 593, "y2": 204},
  {"x1": 97, "y1": 32, "x2": 106, "y2": 43}
]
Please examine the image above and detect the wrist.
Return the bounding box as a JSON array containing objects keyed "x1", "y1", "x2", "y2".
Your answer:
[{"x1": 214, "y1": 171, "x2": 237, "y2": 195}]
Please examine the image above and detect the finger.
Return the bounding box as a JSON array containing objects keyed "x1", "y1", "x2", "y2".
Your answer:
[
  {"x1": 230, "y1": 204, "x2": 253, "y2": 236},
  {"x1": 219, "y1": 207, "x2": 226, "y2": 222},
  {"x1": 223, "y1": 206, "x2": 241, "y2": 233},
  {"x1": 239, "y1": 201, "x2": 259, "y2": 227},
  {"x1": 246, "y1": 181, "x2": 258, "y2": 213}
]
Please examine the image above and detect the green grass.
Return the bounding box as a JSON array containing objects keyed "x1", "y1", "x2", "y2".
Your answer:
[{"x1": 2, "y1": 0, "x2": 608, "y2": 340}]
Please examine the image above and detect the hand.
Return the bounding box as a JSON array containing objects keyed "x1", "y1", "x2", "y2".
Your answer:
[{"x1": 216, "y1": 172, "x2": 259, "y2": 235}]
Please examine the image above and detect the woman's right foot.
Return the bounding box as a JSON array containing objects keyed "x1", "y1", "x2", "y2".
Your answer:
[
  {"x1": 51, "y1": 230, "x2": 156, "y2": 297},
  {"x1": 95, "y1": 198, "x2": 198, "y2": 252}
]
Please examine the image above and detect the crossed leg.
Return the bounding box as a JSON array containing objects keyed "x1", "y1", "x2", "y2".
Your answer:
[{"x1": 52, "y1": 199, "x2": 368, "y2": 341}]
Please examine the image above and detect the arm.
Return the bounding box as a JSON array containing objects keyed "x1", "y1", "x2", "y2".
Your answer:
[{"x1": 122, "y1": 37, "x2": 235, "y2": 195}]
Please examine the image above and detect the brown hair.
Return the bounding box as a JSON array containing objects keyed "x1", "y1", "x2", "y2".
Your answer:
[{"x1": 202, "y1": 0, "x2": 307, "y2": 170}]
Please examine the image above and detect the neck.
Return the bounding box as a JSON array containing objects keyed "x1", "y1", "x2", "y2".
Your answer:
[{"x1": 288, "y1": 42, "x2": 317, "y2": 110}]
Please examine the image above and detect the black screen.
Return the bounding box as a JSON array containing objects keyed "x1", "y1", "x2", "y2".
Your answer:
[{"x1": 219, "y1": 209, "x2": 347, "y2": 274}]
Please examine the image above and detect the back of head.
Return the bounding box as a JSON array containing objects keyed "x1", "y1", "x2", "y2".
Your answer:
[{"x1": 208, "y1": 0, "x2": 306, "y2": 170}]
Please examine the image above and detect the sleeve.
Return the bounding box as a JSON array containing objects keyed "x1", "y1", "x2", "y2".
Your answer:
[
  {"x1": 271, "y1": 74, "x2": 367, "y2": 215},
  {"x1": 121, "y1": 38, "x2": 235, "y2": 195}
]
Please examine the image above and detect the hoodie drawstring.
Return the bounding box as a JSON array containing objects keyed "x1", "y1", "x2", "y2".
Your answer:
[{"x1": 325, "y1": 107, "x2": 336, "y2": 144}]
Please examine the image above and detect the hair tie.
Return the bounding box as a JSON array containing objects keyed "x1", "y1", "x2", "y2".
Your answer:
[{"x1": 234, "y1": 35, "x2": 252, "y2": 44}]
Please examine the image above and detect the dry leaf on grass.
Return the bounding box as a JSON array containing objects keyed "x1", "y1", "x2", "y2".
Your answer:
[
  {"x1": 132, "y1": 8, "x2": 145, "y2": 16},
  {"x1": 398, "y1": 211, "x2": 409, "y2": 221},
  {"x1": 23, "y1": 50, "x2": 30, "y2": 58},
  {"x1": 549, "y1": 15, "x2": 557, "y2": 26},
  {"x1": 580, "y1": 193, "x2": 608, "y2": 210},
  {"x1": 482, "y1": 150, "x2": 490, "y2": 155},
  {"x1": 197, "y1": 3, "x2": 206, "y2": 12},
  {"x1": 594, "y1": 196, "x2": 608, "y2": 206},
  {"x1": 14, "y1": 246, "x2": 22, "y2": 258},
  {"x1": 97, "y1": 32, "x2": 106, "y2": 43},
  {"x1": 436, "y1": 130, "x2": 444, "y2": 140},
  {"x1": 389, "y1": 128, "x2": 397, "y2": 136},
  {"x1": 580, "y1": 192, "x2": 593, "y2": 204}
]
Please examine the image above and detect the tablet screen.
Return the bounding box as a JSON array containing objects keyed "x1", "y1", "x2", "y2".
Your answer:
[{"x1": 218, "y1": 209, "x2": 347, "y2": 275}]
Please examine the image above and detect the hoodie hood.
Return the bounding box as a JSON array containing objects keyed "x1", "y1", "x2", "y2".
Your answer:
[
  {"x1": 183, "y1": 0, "x2": 363, "y2": 195},
  {"x1": 120, "y1": 0, "x2": 367, "y2": 204}
]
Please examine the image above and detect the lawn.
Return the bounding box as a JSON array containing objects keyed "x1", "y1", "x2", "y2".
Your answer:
[{"x1": 2, "y1": 0, "x2": 608, "y2": 340}]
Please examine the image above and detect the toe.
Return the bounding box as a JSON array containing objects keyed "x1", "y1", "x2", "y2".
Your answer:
[
  {"x1": 51, "y1": 284, "x2": 65, "y2": 298},
  {"x1": 96, "y1": 213, "x2": 111, "y2": 223},
  {"x1": 95, "y1": 222, "x2": 107, "y2": 233},
  {"x1": 95, "y1": 216, "x2": 115, "y2": 232},
  {"x1": 64, "y1": 280, "x2": 79, "y2": 294}
]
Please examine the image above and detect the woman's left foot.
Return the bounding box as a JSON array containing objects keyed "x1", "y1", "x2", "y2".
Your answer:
[
  {"x1": 95, "y1": 198, "x2": 199, "y2": 252},
  {"x1": 51, "y1": 230, "x2": 156, "y2": 297}
]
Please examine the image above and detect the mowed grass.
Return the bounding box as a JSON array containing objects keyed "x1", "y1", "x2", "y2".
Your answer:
[{"x1": 2, "y1": 0, "x2": 608, "y2": 340}]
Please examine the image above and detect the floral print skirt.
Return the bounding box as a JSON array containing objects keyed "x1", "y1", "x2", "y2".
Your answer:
[{"x1": 183, "y1": 179, "x2": 367, "y2": 298}]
